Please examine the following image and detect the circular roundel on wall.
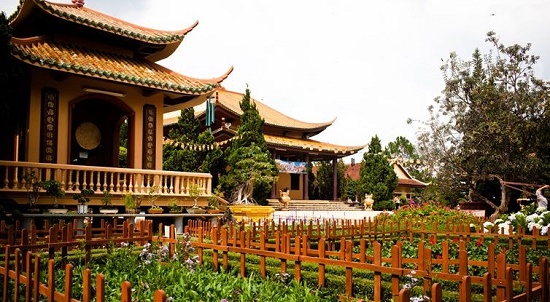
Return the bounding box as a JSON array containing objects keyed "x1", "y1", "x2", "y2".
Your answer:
[{"x1": 75, "y1": 122, "x2": 101, "y2": 150}]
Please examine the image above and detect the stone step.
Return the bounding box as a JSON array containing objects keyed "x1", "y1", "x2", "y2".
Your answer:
[{"x1": 267, "y1": 199, "x2": 364, "y2": 211}]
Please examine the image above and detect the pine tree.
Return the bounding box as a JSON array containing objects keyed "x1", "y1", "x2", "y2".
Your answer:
[
  {"x1": 359, "y1": 136, "x2": 398, "y2": 203},
  {"x1": 220, "y1": 87, "x2": 278, "y2": 204}
]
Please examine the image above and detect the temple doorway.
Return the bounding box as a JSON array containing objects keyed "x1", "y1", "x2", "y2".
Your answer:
[{"x1": 69, "y1": 97, "x2": 132, "y2": 168}]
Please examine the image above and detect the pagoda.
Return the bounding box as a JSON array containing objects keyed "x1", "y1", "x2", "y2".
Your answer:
[
  {"x1": 0, "y1": 0, "x2": 231, "y2": 208},
  {"x1": 164, "y1": 88, "x2": 366, "y2": 201}
]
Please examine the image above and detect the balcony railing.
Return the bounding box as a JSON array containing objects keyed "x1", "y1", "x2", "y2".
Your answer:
[{"x1": 0, "y1": 160, "x2": 212, "y2": 204}]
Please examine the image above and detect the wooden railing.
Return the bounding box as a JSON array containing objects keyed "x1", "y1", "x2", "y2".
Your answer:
[
  {"x1": 0, "y1": 160, "x2": 212, "y2": 204},
  {"x1": 192, "y1": 226, "x2": 548, "y2": 302},
  {"x1": 2, "y1": 218, "x2": 549, "y2": 301}
]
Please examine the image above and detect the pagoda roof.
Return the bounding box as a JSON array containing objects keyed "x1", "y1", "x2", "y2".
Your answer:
[
  {"x1": 194, "y1": 88, "x2": 336, "y2": 134},
  {"x1": 264, "y1": 134, "x2": 364, "y2": 157},
  {"x1": 8, "y1": 0, "x2": 197, "y2": 61},
  {"x1": 212, "y1": 127, "x2": 364, "y2": 159},
  {"x1": 11, "y1": 36, "x2": 232, "y2": 99}
]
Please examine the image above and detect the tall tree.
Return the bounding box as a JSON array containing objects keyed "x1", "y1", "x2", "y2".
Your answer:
[
  {"x1": 163, "y1": 108, "x2": 202, "y2": 172},
  {"x1": 219, "y1": 87, "x2": 278, "y2": 204},
  {"x1": 359, "y1": 136, "x2": 398, "y2": 202},
  {"x1": 385, "y1": 136, "x2": 428, "y2": 182},
  {"x1": 416, "y1": 32, "x2": 550, "y2": 219},
  {"x1": 163, "y1": 107, "x2": 223, "y2": 177}
]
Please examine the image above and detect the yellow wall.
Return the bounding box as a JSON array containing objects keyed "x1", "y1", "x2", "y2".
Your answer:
[
  {"x1": 28, "y1": 69, "x2": 165, "y2": 169},
  {"x1": 276, "y1": 172, "x2": 303, "y2": 200}
]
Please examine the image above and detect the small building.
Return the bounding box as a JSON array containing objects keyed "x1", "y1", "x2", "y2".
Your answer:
[{"x1": 345, "y1": 159, "x2": 428, "y2": 199}]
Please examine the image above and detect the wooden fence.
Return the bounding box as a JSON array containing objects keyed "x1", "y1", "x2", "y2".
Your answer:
[
  {"x1": 1, "y1": 218, "x2": 549, "y2": 301},
  {"x1": 189, "y1": 225, "x2": 549, "y2": 302}
]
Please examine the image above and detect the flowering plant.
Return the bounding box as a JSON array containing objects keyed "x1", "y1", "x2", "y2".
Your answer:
[{"x1": 485, "y1": 204, "x2": 550, "y2": 235}]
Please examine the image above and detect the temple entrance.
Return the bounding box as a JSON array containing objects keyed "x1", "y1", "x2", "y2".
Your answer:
[{"x1": 69, "y1": 97, "x2": 132, "y2": 168}]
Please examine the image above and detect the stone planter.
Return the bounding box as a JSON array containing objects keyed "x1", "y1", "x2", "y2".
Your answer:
[
  {"x1": 48, "y1": 208, "x2": 68, "y2": 214},
  {"x1": 186, "y1": 207, "x2": 206, "y2": 214},
  {"x1": 148, "y1": 208, "x2": 164, "y2": 214},
  {"x1": 229, "y1": 205, "x2": 275, "y2": 223},
  {"x1": 100, "y1": 208, "x2": 119, "y2": 214}
]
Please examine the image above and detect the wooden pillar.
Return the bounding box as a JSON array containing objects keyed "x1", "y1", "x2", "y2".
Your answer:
[
  {"x1": 303, "y1": 153, "x2": 309, "y2": 200},
  {"x1": 271, "y1": 151, "x2": 277, "y2": 199},
  {"x1": 332, "y1": 156, "x2": 338, "y2": 201}
]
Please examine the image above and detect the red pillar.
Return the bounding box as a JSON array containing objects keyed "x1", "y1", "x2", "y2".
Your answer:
[
  {"x1": 332, "y1": 157, "x2": 338, "y2": 201},
  {"x1": 303, "y1": 154, "x2": 309, "y2": 200},
  {"x1": 271, "y1": 151, "x2": 277, "y2": 199}
]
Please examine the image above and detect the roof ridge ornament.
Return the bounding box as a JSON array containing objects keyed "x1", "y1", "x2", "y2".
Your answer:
[{"x1": 72, "y1": 0, "x2": 85, "y2": 8}]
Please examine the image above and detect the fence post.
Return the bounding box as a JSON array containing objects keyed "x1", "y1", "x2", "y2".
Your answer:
[
  {"x1": 318, "y1": 237, "x2": 326, "y2": 288},
  {"x1": 392, "y1": 245, "x2": 402, "y2": 300},
  {"x1": 222, "y1": 227, "x2": 228, "y2": 272},
  {"x1": 33, "y1": 254, "x2": 40, "y2": 301},
  {"x1": 154, "y1": 289, "x2": 167, "y2": 302},
  {"x1": 525, "y1": 263, "x2": 532, "y2": 302},
  {"x1": 47, "y1": 259, "x2": 55, "y2": 301},
  {"x1": 14, "y1": 248, "x2": 20, "y2": 301},
  {"x1": 3, "y1": 245, "x2": 10, "y2": 302},
  {"x1": 505, "y1": 267, "x2": 513, "y2": 301},
  {"x1": 495, "y1": 253, "x2": 506, "y2": 301},
  {"x1": 64, "y1": 263, "x2": 74, "y2": 302},
  {"x1": 240, "y1": 231, "x2": 246, "y2": 278},
  {"x1": 121, "y1": 281, "x2": 132, "y2": 302},
  {"x1": 295, "y1": 235, "x2": 302, "y2": 282},
  {"x1": 398, "y1": 288, "x2": 410, "y2": 302},
  {"x1": 82, "y1": 268, "x2": 91, "y2": 302},
  {"x1": 96, "y1": 273, "x2": 105, "y2": 302},
  {"x1": 85, "y1": 223, "x2": 92, "y2": 264},
  {"x1": 344, "y1": 240, "x2": 353, "y2": 297},
  {"x1": 540, "y1": 257, "x2": 548, "y2": 302},
  {"x1": 483, "y1": 273, "x2": 492, "y2": 302},
  {"x1": 260, "y1": 233, "x2": 266, "y2": 278},
  {"x1": 459, "y1": 275, "x2": 471, "y2": 302},
  {"x1": 459, "y1": 240, "x2": 467, "y2": 275},
  {"x1": 431, "y1": 283, "x2": 442, "y2": 302},
  {"x1": 25, "y1": 251, "x2": 32, "y2": 301},
  {"x1": 373, "y1": 241, "x2": 382, "y2": 301}
]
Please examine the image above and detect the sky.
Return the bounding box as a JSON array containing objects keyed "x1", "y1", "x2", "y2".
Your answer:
[{"x1": 2, "y1": 0, "x2": 550, "y2": 162}]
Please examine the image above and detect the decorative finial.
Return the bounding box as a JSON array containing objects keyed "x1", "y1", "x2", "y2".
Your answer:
[{"x1": 72, "y1": 0, "x2": 85, "y2": 7}]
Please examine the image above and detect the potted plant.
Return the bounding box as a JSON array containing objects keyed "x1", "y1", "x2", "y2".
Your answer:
[
  {"x1": 123, "y1": 191, "x2": 140, "y2": 214},
  {"x1": 72, "y1": 188, "x2": 94, "y2": 214},
  {"x1": 186, "y1": 183, "x2": 205, "y2": 214},
  {"x1": 42, "y1": 179, "x2": 66, "y2": 213},
  {"x1": 23, "y1": 171, "x2": 41, "y2": 212},
  {"x1": 100, "y1": 190, "x2": 118, "y2": 214},
  {"x1": 168, "y1": 198, "x2": 181, "y2": 213},
  {"x1": 147, "y1": 185, "x2": 163, "y2": 214}
]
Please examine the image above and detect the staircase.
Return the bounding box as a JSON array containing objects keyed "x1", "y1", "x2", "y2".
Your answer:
[{"x1": 267, "y1": 199, "x2": 364, "y2": 211}]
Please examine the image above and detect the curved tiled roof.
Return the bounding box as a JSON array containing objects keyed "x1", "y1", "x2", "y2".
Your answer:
[
  {"x1": 11, "y1": 37, "x2": 231, "y2": 95},
  {"x1": 200, "y1": 88, "x2": 336, "y2": 132},
  {"x1": 264, "y1": 134, "x2": 364, "y2": 156},
  {"x1": 8, "y1": 0, "x2": 194, "y2": 45}
]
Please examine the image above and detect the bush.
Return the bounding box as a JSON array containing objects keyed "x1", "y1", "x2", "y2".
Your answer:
[{"x1": 373, "y1": 199, "x2": 395, "y2": 211}]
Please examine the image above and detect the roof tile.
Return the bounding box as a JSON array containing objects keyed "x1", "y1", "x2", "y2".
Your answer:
[
  {"x1": 11, "y1": 37, "x2": 219, "y2": 95},
  {"x1": 10, "y1": 0, "x2": 193, "y2": 44}
]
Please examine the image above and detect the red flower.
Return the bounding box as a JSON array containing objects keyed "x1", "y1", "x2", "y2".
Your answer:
[
  {"x1": 430, "y1": 235, "x2": 436, "y2": 245},
  {"x1": 453, "y1": 237, "x2": 459, "y2": 243},
  {"x1": 476, "y1": 236, "x2": 483, "y2": 247}
]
